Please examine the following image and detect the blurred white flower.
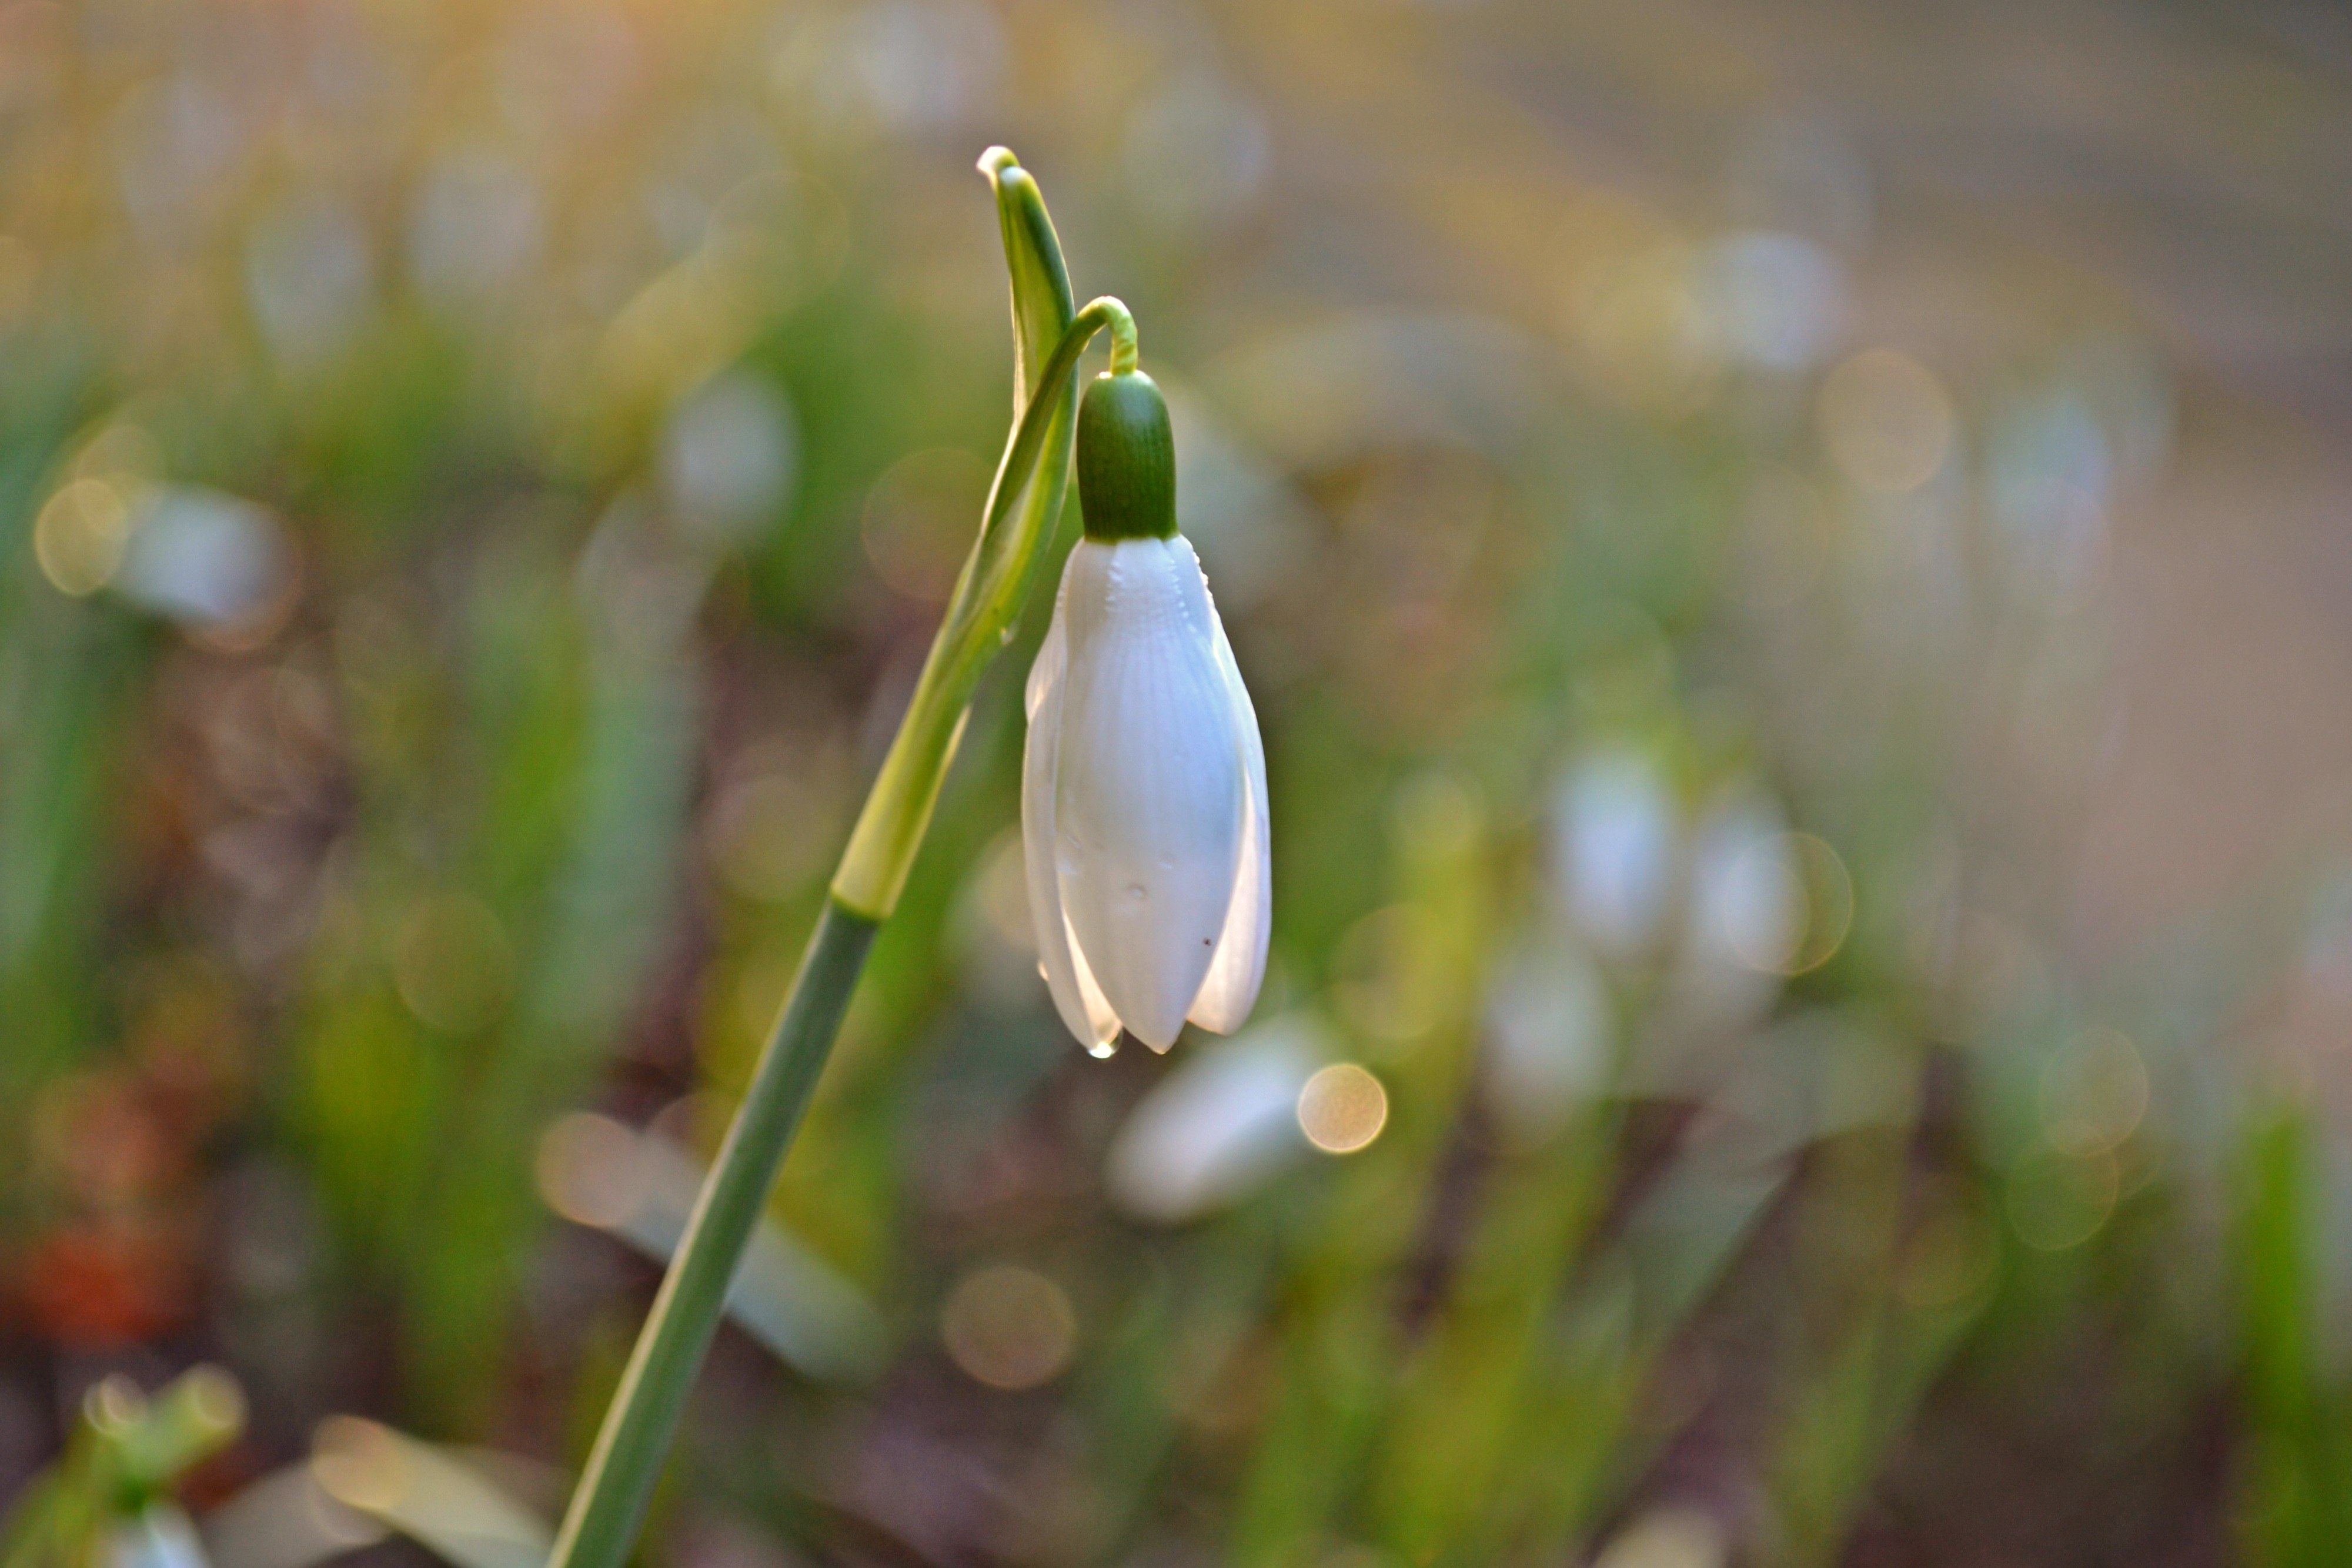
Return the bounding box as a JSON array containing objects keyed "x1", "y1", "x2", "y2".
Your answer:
[
  {"x1": 1700, "y1": 230, "x2": 1846, "y2": 373},
  {"x1": 1690, "y1": 798, "x2": 1800, "y2": 969},
  {"x1": 1551, "y1": 748, "x2": 1678, "y2": 958},
  {"x1": 1668, "y1": 791, "x2": 1799, "y2": 1034},
  {"x1": 111, "y1": 1506, "x2": 209, "y2": 1568},
  {"x1": 408, "y1": 152, "x2": 542, "y2": 308},
  {"x1": 1986, "y1": 386, "x2": 2110, "y2": 600},
  {"x1": 1104, "y1": 1017, "x2": 1321, "y2": 1223},
  {"x1": 112, "y1": 487, "x2": 295, "y2": 638},
  {"x1": 245, "y1": 195, "x2": 373, "y2": 369},
  {"x1": 1483, "y1": 938, "x2": 1614, "y2": 1142},
  {"x1": 1593, "y1": 1507, "x2": 1726, "y2": 1568},
  {"x1": 660, "y1": 372, "x2": 798, "y2": 544},
  {"x1": 2060, "y1": 332, "x2": 2174, "y2": 486},
  {"x1": 1025, "y1": 536, "x2": 1269, "y2": 1054}
]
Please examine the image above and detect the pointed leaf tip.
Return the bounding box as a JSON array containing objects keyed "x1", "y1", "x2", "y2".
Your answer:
[{"x1": 984, "y1": 148, "x2": 1075, "y2": 415}]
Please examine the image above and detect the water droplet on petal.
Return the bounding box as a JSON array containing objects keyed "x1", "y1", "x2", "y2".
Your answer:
[
  {"x1": 1087, "y1": 1035, "x2": 1119, "y2": 1059},
  {"x1": 1126, "y1": 883, "x2": 1149, "y2": 902}
]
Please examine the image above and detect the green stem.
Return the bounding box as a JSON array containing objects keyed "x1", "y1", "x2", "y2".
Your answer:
[
  {"x1": 1105, "y1": 306, "x2": 1139, "y2": 376},
  {"x1": 545, "y1": 900, "x2": 876, "y2": 1568},
  {"x1": 547, "y1": 153, "x2": 1120, "y2": 1568}
]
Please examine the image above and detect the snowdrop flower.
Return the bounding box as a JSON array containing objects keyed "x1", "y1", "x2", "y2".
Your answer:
[
  {"x1": 1024, "y1": 366, "x2": 1269, "y2": 1054},
  {"x1": 1104, "y1": 1015, "x2": 1321, "y2": 1222}
]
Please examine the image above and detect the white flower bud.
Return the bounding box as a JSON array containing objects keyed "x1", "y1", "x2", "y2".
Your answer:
[{"x1": 1022, "y1": 534, "x2": 1269, "y2": 1052}]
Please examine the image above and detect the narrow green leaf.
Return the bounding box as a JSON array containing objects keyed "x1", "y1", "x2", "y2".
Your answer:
[{"x1": 980, "y1": 148, "x2": 1077, "y2": 415}]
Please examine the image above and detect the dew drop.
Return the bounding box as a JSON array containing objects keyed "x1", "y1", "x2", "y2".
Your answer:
[
  {"x1": 1086, "y1": 1035, "x2": 1118, "y2": 1059},
  {"x1": 1125, "y1": 883, "x2": 1149, "y2": 902}
]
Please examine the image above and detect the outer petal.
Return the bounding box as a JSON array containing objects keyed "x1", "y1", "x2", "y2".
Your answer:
[
  {"x1": 1054, "y1": 538, "x2": 1244, "y2": 1051},
  {"x1": 1185, "y1": 569, "x2": 1269, "y2": 1034},
  {"x1": 1024, "y1": 576, "x2": 1121, "y2": 1051}
]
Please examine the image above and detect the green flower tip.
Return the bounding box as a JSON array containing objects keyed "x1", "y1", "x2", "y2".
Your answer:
[{"x1": 1077, "y1": 370, "x2": 1177, "y2": 543}]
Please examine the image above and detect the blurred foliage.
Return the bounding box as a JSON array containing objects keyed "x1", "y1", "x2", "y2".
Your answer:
[
  {"x1": 5, "y1": 0, "x2": 2352, "y2": 1565},
  {"x1": 2, "y1": 1369, "x2": 241, "y2": 1568}
]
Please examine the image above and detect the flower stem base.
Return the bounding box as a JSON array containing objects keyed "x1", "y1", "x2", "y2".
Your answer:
[{"x1": 544, "y1": 900, "x2": 878, "y2": 1568}]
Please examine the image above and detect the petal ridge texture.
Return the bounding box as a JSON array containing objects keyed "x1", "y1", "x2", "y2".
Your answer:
[{"x1": 1022, "y1": 537, "x2": 1268, "y2": 1052}]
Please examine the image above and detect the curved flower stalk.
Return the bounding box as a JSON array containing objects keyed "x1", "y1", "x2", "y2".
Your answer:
[
  {"x1": 546, "y1": 151, "x2": 1136, "y2": 1568},
  {"x1": 1024, "y1": 365, "x2": 1271, "y2": 1053}
]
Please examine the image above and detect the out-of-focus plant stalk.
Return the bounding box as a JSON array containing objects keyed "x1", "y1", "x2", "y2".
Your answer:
[
  {"x1": 0, "y1": 1367, "x2": 243, "y2": 1568},
  {"x1": 545, "y1": 151, "x2": 1128, "y2": 1568}
]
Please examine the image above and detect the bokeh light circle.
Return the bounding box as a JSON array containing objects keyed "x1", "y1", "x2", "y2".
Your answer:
[
  {"x1": 1819, "y1": 348, "x2": 1955, "y2": 493},
  {"x1": 940, "y1": 1264, "x2": 1077, "y2": 1390},
  {"x1": 1298, "y1": 1064, "x2": 1388, "y2": 1154}
]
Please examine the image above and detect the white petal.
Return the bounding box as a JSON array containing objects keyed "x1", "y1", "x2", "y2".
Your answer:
[
  {"x1": 1186, "y1": 571, "x2": 1269, "y2": 1034},
  {"x1": 1023, "y1": 580, "x2": 1121, "y2": 1051},
  {"x1": 1061, "y1": 907, "x2": 1120, "y2": 1044},
  {"x1": 1054, "y1": 538, "x2": 1244, "y2": 1051},
  {"x1": 1103, "y1": 1017, "x2": 1320, "y2": 1223}
]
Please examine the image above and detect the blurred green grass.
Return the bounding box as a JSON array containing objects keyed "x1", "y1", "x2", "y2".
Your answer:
[{"x1": 6, "y1": 0, "x2": 2352, "y2": 1564}]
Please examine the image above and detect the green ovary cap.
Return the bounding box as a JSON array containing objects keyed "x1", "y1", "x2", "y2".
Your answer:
[{"x1": 1076, "y1": 370, "x2": 1177, "y2": 541}]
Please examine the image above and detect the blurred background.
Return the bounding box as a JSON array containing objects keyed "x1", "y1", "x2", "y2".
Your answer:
[{"x1": 6, "y1": 0, "x2": 2352, "y2": 1563}]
